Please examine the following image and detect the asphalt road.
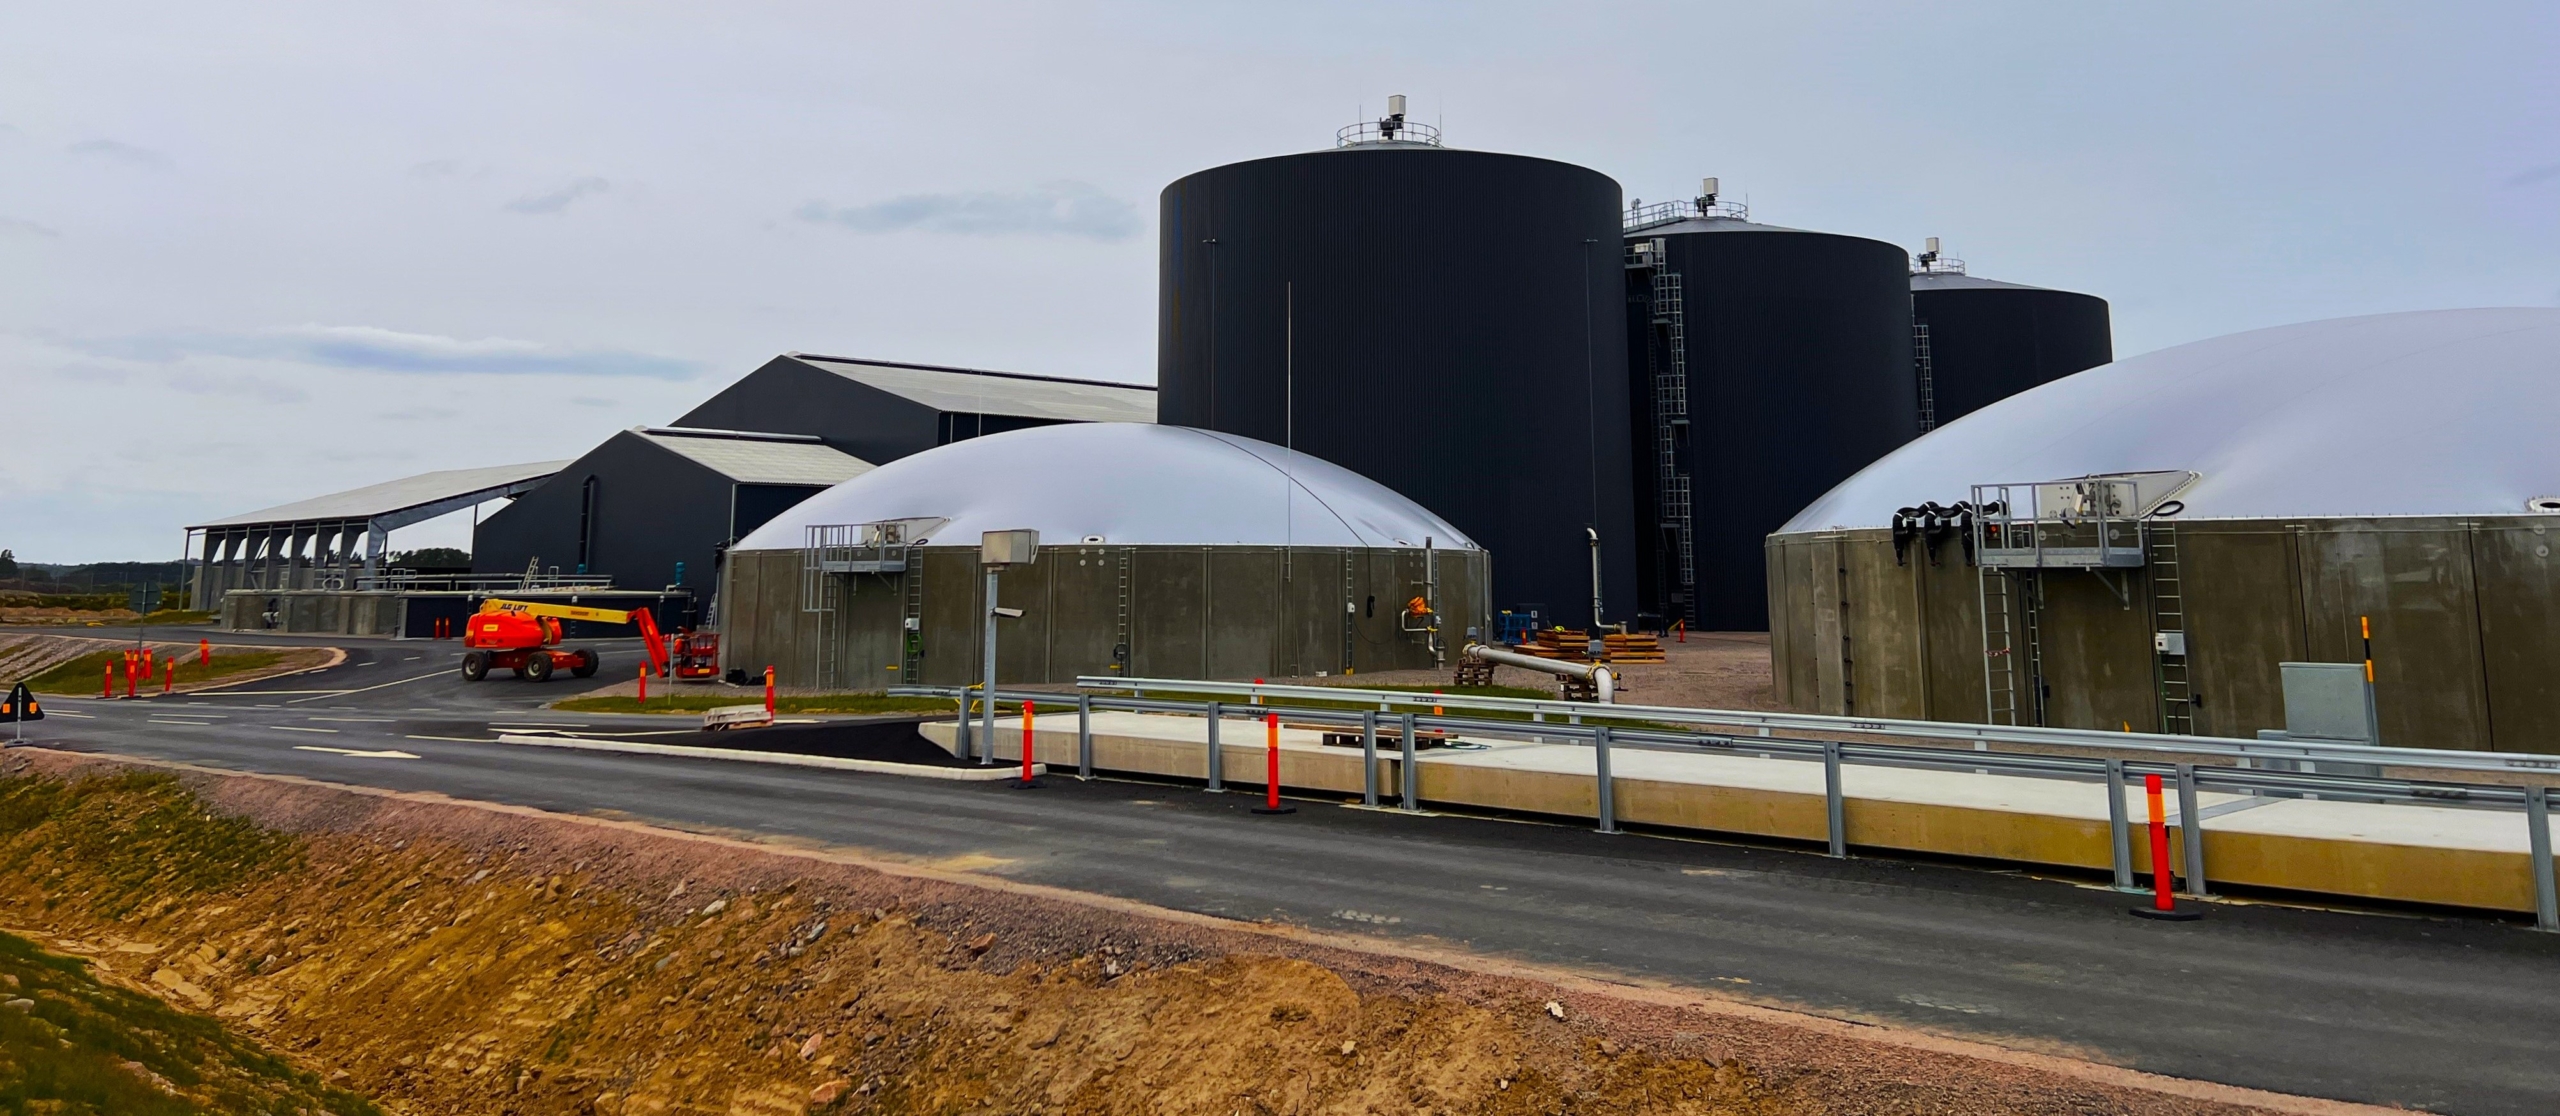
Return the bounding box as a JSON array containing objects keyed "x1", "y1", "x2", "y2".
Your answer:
[{"x1": 19, "y1": 631, "x2": 2560, "y2": 1114}]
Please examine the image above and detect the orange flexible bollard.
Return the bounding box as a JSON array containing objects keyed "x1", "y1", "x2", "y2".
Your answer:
[
  {"x1": 124, "y1": 657, "x2": 137, "y2": 700},
  {"x1": 101, "y1": 662, "x2": 112, "y2": 699},
  {"x1": 142, "y1": 648, "x2": 154, "y2": 675},
  {"x1": 163, "y1": 660, "x2": 174, "y2": 695},
  {"x1": 1252, "y1": 712, "x2": 1294, "y2": 815},
  {"x1": 637, "y1": 660, "x2": 648, "y2": 706},
  {"x1": 199, "y1": 638, "x2": 210, "y2": 665},
  {"x1": 763, "y1": 667, "x2": 775, "y2": 716},
  {"x1": 1016, "y1": 700, "x2": 1039, "y2": 788},
  {"x1": 2131, "y1": 772, "x2": 2202, "y2": 921}
]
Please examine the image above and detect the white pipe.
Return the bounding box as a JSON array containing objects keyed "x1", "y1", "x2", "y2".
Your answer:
[{"x1": 1462, "y1": 642, "x2": 1615, "y2": 704}]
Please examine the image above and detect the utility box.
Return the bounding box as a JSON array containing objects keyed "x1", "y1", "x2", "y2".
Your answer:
[
  {"x1": 979, "y1": 529, "x2": 1039, "y2": 568},
  {"x1": 2153, "y1": 631, "x2": 2187, "y2": 656},
  {"x1": 2277, "y1": 662, "x2": 2380, "y2": 745}
]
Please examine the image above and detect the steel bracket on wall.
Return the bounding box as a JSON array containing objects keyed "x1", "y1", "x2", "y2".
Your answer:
[{"x1": 2088, "y1": 568, "x2": 2133, "y2": 609}]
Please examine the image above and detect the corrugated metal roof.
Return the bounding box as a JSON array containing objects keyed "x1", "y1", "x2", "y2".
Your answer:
[
  {"x1": 736, "y1": 422, "x2": 1477, "y2": 551},
  {"x1": 191, "y1": 460, "x2": 568, "y2": 529},
  {"x1": 637, "y1": 429, "x2": 874, "y2": 486},
  {"x1": 1781, "y1": 308, "x2": 2560, "y2": 530},
  {"x1": 789, "y1": 355, "x2": 1156, "y2": 423}
]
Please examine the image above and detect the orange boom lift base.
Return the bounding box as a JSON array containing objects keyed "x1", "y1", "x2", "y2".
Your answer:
[{"x1": 459, "y1": 598, "x2": 669, "y2": 683}]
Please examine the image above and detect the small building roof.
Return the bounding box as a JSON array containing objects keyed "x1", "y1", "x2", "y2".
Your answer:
[
  {"x1": 737, "y1": 422, "x2": 1476, "y2": 551},
  {"x1": 1781, "y1": 308, "x2": 2560, "y2": 530},
  {"x1": 634, "y1": 428, "x2": 875, "y2": 486},
  {"x1": 191, "y1": 460, "x2": 567, "y2": 530},
  {"x1": 786, "y1": 354, "x2": 1156, "y2": 424},
  {"x1": 1910, "y1": 272, "x2": 2050, "y2": 292}
]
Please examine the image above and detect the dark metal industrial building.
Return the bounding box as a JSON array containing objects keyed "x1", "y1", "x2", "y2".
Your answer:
[
  {"x1": 674, "y1": 353, "x2": 1157, "y2": 466},
  {"x1": 1910, "y1": 249, "x2": 2113, "y2": 429},
  {"x1": 471, "y1": 428, "x2": 872, "y2": 608},
  {"x1": 471, "y1": 355, "x2": 1153, "y2": 610},
  {"x1": 1156, "y1": 102, "x2": 1635, "y2": 631},
  {"x1": 1624, "y1": 186, "x2": 1918, "y2": 632}
]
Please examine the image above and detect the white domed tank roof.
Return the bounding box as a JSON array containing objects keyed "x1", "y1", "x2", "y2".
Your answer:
[
  {"x1": 735, "y1": 422, "x2": 1478, "y2": 551},
  {"x1": 1783, "y1": 308, "x2": 2560, "y2": 531}
]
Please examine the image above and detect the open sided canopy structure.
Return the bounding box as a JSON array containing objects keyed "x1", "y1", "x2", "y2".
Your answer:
[
  {"x1": 723, "y1": 423, "x2": 1486, "y2": 688},
  {"x1": 1766, "y1": 308, "x2": 2560, "y2": 752},
  {"x1": 189, "y1": 460, "x2": 564, "y2": 601}
]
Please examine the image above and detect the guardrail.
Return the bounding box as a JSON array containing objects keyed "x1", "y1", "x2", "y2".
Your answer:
[{"x1": 890, "y1": 680, "x2": 2560, "y2": 931}]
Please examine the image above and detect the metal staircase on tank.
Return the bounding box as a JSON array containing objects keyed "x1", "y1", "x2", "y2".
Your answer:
[
  {"x1": 1627, "y1": 237, "x2": 1698, "y2": 625},
  {"x1": 803, "y1": 524, "x2": 857, "y2": 690},
  {"x1": 2147, "y1": 522, "x2": 2195, "y2": 734}
]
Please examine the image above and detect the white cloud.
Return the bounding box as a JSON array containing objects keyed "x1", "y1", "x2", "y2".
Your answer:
[
  {"x1": 79, "y1": 324, "x2": 698, "y2": 379},
  {"x1": 797, "y1": 181, "x2": 1140, "y2": 241},
  {"x1": 64, "y1": 138, "x2": 171, "y2": 168},
  {"x1": 505, "y1": 176, "x2": 610, "y2": 214}
]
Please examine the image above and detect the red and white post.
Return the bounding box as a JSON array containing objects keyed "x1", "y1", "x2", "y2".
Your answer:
[
  {"x1": 162, "y1": 660, "x2": 174, "y2": 695},
  {"x1": 763, "y1": 666, "x2": 776, "y2": 717},
  {"x1": 637, "y1": 660, "x2": 648, "y2": 707},
  {"x1": 1252, "y1": 711, "x2": 1295, "y2": 815}
]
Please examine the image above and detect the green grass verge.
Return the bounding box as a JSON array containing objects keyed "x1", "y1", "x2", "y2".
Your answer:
[
  {"x1": 0, "y1": 770, "x2": 299, "y2": 918},
  {"x1": 25, "y1": 649, "x2": 287, "y2": 696},
  {"x1": 0, "y1": 930, "x2": 379, "y2": 1115}
]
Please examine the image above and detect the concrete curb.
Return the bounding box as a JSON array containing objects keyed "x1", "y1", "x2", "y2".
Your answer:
[{"x1": 493, "y1": 732, "x2": 1045, "y2": 782}]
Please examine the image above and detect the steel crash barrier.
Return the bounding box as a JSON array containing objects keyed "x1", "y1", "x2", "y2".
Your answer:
[{"x1": 887, "y1": 679, "x2": 2560, "y2": 931}]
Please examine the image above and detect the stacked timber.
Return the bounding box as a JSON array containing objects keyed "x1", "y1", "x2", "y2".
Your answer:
[
  {"x1": 1507, "y1": 628, "x2": 1666, "y2": 664},
  {"x1": 1602, "y1": 632, "x2": 1667, "y2": 663}
]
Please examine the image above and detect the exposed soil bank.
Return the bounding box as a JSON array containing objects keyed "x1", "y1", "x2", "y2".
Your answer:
[{"x1": 0, "y1": 750, "x2": 2379, "y2": 1116}]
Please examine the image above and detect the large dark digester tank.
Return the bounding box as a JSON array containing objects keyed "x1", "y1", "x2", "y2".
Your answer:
[
  {"x1": 1909, "y1": 261, "x2": 2113, "y2": 427},
  {"x1": 1624, "y1": 191, "x2": 1918, "y2": 631},
  {"x1": 1158, "y1": 106, "x2": 1636, "y2": 629}
]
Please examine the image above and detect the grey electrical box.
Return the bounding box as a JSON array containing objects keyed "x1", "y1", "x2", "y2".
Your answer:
[
  {"x1": 2153, "y1": 631, "x2": 2187, "y2": 656},
  {"x1": 979, "y1": 529, "x2": 1039, "y2": 568},
  {"x1": 2276, "y1": 662, "x2": 2379, "y2": 745}
]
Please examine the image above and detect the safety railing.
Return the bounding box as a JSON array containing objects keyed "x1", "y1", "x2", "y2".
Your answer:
[{"x1": 890, "y1": 679, "x2": 2560, "y2": 931}]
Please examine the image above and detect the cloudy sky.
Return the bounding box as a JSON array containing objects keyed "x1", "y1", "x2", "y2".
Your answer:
[{"x1": 6, "y1": 2, "x2": 2555, "y2": 562}]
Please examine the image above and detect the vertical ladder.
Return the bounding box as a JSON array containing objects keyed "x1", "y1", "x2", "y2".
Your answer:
[
  {"x1": 1979, "y1": 567, "x2": 2019, "y2": 725},
  {"x1": 1113, "y1": 548, "x2": 1134, "y2": 674},
  {"x1": 1913, "y1": 319, "x2": 1938, "y2": 432},
  {"x1": 1340, "y1": 550, "x2": 1355, "y2": 673},
  {"x1": 2148, "y1": 522, "x2": 2195, "y2": 734},
  {"x1": 2018, "y1": 571, "x2": 2047, "y2": 726},
  {"x1": 897, "y1": 558, "x2": 926, "y2": 681},
  {"x1": 1642, "y1": 244, "x2": 1698, "y2": 625}
]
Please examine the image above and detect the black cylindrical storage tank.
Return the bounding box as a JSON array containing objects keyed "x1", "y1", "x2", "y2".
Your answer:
[
  {"x1": 1158, "y1": 114, "x2": 1636, "y2": 630},
  {"x1": 1625, "y1": 207, "x2": 1917, "y2": 632},
  {"x1": 1911, "y1": 271, "x2": 2113, "y2": 427}
]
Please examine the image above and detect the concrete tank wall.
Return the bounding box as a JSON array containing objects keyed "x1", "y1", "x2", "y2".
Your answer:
[
  {"x1": 1766, "y1": 515, "x2": 2560, "y2": 752},
  {"x1": 722, "y1": 544, "x2": 1488, "y2": 689}
]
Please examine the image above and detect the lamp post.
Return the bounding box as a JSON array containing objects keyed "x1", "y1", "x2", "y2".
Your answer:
[{"x1": 976, "y1": 529, "x2": 1039, "y2": 765}]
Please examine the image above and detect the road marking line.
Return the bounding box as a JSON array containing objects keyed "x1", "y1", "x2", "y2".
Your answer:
[
  {"x1": 275, "y1": 726, "x2": 340, "y2": 734},
  {"x1": 149, "y1": 719, "x2": 217, "y2": 727},
  {"x1": 494, "y1": 734, "x2": 1040, "y2": 782},
  {"x1": 42, "y1": 711, "x2": 94, "y2": 719},
  {"x1": 286, "y1": 671, "x2": 449, "y2": 704},
  {"x1": 306, "y1": 717, "x2": 397, "y2": 723},
  {"x1": 291, "y1": 745, "x2": 420, "y2": 759},
  {"x1": 405, "y1": 735, "x2": 497, "y2": 743}
]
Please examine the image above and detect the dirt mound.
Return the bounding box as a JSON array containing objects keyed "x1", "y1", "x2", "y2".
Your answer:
[{"x1": 0, "y1": 751, "x2": 2361, "y2": 1115}]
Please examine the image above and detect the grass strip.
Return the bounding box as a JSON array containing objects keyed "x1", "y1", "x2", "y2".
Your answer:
[{"x1": 24, "y1": 649, "x2": 287, "y2": 696}]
